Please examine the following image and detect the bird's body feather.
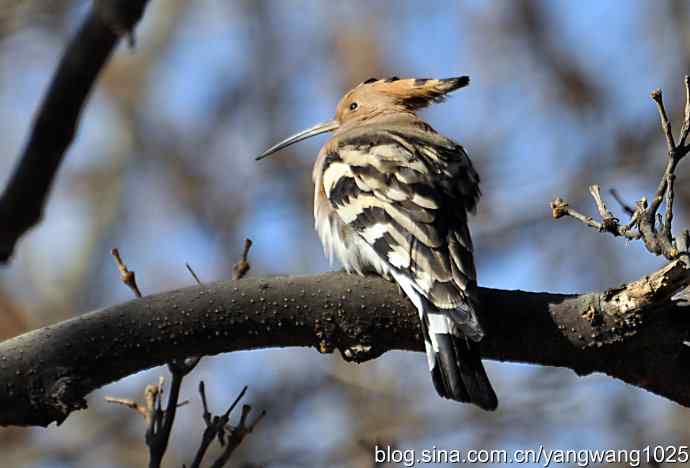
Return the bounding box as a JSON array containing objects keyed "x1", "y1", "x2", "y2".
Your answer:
[{"x1": 314, "y1": 115, "x2": 482, "y2": 333}]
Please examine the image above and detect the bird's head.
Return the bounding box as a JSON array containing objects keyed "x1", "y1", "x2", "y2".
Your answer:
[{"x1": 256, "y1": 76, "x2": 469, "y2": 160}]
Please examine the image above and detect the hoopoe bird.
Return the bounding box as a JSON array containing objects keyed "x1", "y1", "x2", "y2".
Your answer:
[{"x1": 257, "y1": 76, "x2": 497, "y2": 410}]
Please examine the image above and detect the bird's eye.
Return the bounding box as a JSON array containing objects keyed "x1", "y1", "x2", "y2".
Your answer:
[{"x1": 349, "y1": 102, "x2": 359, "y2": 111}]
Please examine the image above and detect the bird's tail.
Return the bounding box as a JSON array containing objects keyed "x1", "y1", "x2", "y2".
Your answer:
[
  {"x1": 421, "y1": 309, "x2": 498, "y2": 411},
  {"x1": 390, "y1": 271, "x2": 497, "y2": 410}
]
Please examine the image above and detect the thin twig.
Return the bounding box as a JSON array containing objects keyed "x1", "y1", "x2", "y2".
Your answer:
[
  {"x1": 663, "y1": 173, "x2": 676, "y2": 240},
  {"x1": 679, "y1": 76, "x2": 690, "y2": 147},
  {"x1": 104, "y1": 397, "x2": 147, "y2": 418},
  {"x1": 145, "y1": 358, "x2": 201, "y2": 468},
  {"x1": 550, "y1": 197, "x2": 639, "y2": 240},
  {"x1": 105, "y1": 382, "x2": 160, "y2": 441},
  {"x1": 210, "y1": 404, "x2": 266, "y2": 468},
  {"x1": 189, "y1": 382, "x2": 217, "y2": 468},
  {"x1": 189, "y1": 384, "x2": 255, "y2": 468},
  {"x1": 623, "y1": 197, "x2": 646, "y2": 232},
  {"x1": 111, "y1": 248, "x2": 142, "y2": 298},
  {"x1": 232, "y1": 238, "x2": 253, "y2": 280},
  {"x1": 106, "y1": 351, "x2": 200, "y2": 467},
  {"x1": 588, "y1": 185, "x2": 619, "y2": 233},
  {"x1": 186, "y1": 263, "x2": 203, "y2": 285},
  {"x1": 648, "y1": 86, "x2": 689, "y2": 217},
  {"x1": 651, "y1": 89, "x2": 676, "y2": 152},
  {"x1": 608, "y1": 188, "x2": 635, "y2": 216},
  {"x1": 553, "y1": 78, "x2": 690, "y2": 260}
]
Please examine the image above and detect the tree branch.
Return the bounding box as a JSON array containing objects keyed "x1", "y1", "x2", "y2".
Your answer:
[
  {"x1": 0, "y1": 262, "x2": 689, "y2": 428},
  {"x1": 0, "y1": 0, "x2": 150, "y2": 263},
  {"x1": 552, "y1": 77, "x2": 690, "y2": 261},
  {"x1": 189, "y1": 383, "x2": 265, "y2": 468}
]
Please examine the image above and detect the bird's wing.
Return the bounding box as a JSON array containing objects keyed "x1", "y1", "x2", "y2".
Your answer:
[{"x1": 321, "y1": 126, "x2": 480, "y2": 312}]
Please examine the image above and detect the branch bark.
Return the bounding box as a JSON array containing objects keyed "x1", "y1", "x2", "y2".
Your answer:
[
  {"x1": 0, "y1": 0, "x2": 150, "y2": 263},
  {"x1": 1, "y1": 263, "x2": 689, "y2": 428}
]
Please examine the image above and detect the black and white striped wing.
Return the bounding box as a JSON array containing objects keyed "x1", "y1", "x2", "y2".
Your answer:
[{"x1": 322, "y1": 128, "x2": 481, "y2": 320}]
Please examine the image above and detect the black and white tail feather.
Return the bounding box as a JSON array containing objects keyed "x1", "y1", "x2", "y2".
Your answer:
[{"x1": 393, "y1": 271, "x2": 497, "y2": 410}]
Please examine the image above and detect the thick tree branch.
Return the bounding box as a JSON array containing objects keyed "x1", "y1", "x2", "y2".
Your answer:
[
  {"x1": 0, "y1": 0, "x2": 150, "y2": 263},
  {"x1": 0, "y1": 262, "x2": 689, "y2": 428}
]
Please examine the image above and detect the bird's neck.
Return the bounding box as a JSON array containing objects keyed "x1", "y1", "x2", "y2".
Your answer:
[
  {"x1": 335, "y1": 110, "x2": 420, "y2": 135},
  {"x1": 335, "y1": 111, "x2": 434, "y2": 137}
]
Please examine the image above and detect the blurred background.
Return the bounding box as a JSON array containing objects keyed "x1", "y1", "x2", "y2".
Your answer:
[{"x1": 0, "y1": 0, "x2": 689, "y2": 466}]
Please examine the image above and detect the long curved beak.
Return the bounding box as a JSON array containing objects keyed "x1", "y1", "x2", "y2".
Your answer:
[{"x1": 256, "y1": 120, "x2": 339, "y2": 161}]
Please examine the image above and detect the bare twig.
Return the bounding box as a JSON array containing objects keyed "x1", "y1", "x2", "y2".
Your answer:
[
  {"x1": 104, "y1": 397, "x2": 148, "y2": 418},
  {"x1": 210, "y1": 404, "x2": 266, "y2": 468},
  {"x1": 647, "y1": 82, "x2": 690, "y2": 228},
  {"x1": 0, "y1": 0, "x2": 151, "y2": 263},
  {"x1": 232, "y1": 238, "x2": 253, "y2": 280},
  {"x1": 105, "y1": 381, "x2": 161, "y2": 439},
  {"x1": 105, "y1": 366, "x2": 198, "y2": 468},
  {"x1": 550, "y1": 197, "x2": 640, "y2": 240},
  {"x1": 552, "y1": 77, "x2": 690, "y2": 261},
  {"x1": 111, "y1": 248, "x2": 142, "y2": 298},
  {"x1": 650, "y1": 89, "x2": 676, "y2": 152},
  {"x1": 189, "y1": 384, "x2": 260, "y2": 468},
  {"x1": 609, "y1": 188, "x2": 636, "y2": 216},
  {"x1": 186, "y1": 263, "x2": 203, "y2": 285},
  {"x1": 663, "y1": 172, "x2": 676, "y2": 239},
  {"x1": 144, "y1": 359, "x2": 200, "y2": 468},
  {"x1": 588, "y1": 185, "x2": 619, "y2": 233},
  {"x1": 188, "y1": 382, "x2": 218, "y2": 468}
]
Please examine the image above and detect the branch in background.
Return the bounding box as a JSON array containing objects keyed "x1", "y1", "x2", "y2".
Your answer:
[
  {"x1": 188, "y1": 384, "x2": 265, "y2": 468},
  {"x1": 106, "y1": 379, "x2": 164, "y2": 431},
  {"x1": 209, "y1": 404, "x2": 265, "y2": 468},
  {"x1": 0, "y1": 260, "x2": 689, "y2": 428},
  {"x1": 189, "y1": 383, "x2": 246, "y2": 468},
  {"x1": 147, "y1": 358, "x2": 200, "y2": 468},
  {"x1": 0, "y1": 0, "x2": 151, "y2": 264},
  {"x1": 608, "y1": 188, "x2": 636, "y2": 216},
  {"x1": 105, "y1": 363, "x2": 198, "y2": 468},
  {"x1": 552, "y1": 77, "x2": 690, "y2": 261},
  {"x1": 551, "y1": 187, "x2": 641, "y2": 241}
]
